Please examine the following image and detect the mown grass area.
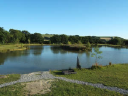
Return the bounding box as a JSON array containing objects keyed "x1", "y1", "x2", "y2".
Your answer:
[
  {"x1": 0, "y1": 83, "x2": 25, "y2": 96},
  {"x1": 39, "y1": 80, "x2": 123, "y2": 96},
  {"x1": 0, "y1": 74, "x2": 20, "y2": 84},
  {"x1": 0, "y1": 44, "x2": 43, "y2": 53},
  {"x1": 51, "y1": 64, "x2": 128, "y2": 90},
  {"x1": 0, "y1": 80, "x2": 123, "y2": 96},
  {"x1": 0, "y1": 44, "x2": 27, "y2": 53},
  {"x1": 0, "y1": 74, "x2": 126, "y2": 96}
]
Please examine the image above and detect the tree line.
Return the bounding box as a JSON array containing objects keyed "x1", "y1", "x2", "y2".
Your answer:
[
  {"x1": 0, "y1": 27, "x2": 128, "y2": 45},
  {"x1": 50, "y1": 35, "x2": 103, "y2": 44},
  {"x1": 0, "y1": 27, "x2": 44, "y2": 44},
  {"x1": 50, "y1": 34, "x2": 128, "y2": 45}
]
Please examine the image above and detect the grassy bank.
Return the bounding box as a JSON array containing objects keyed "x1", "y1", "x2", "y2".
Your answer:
[
  {"x1": 60, "y1": 44, "x2": 91, "y2": 51},
  {"x1": 0, "y1": 74, "x2": 20, "y2": 84},
  {"x1": 0, "y1": 44, "x2": 27, "y2": 53},
  {"x1": 0, "y1": 83, "x2": 25, "y2": 96},
  {"x1": 43, "y1": 80, "x2": 123, "y2": 96},
  {"x1": 0, "y1": 65, "x2": 127, "y2": 96},
  {"x1": 0, "y1": 80, "x2": 124, "y2": 96},
  {"x1": 51, "y1": 64, "x2": 128, "y2": 90},
  {"x1": 0, "y1": 44, "x2": 43, "y2": 53}
]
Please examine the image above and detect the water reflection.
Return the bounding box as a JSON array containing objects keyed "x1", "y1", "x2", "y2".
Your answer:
[
  {"x1": 0, "y1": 51, "x2": 29, "y2": 65},
  {"x1": 85, "y1": 51, "x2": 90, "y2": 58},
  {"x1": 50, "y1": 46, "x2": 68, "y2": 54},
  {"x1": 50, "y1": 46, "x2": 61, "y2": 54},
  {"x1": 30, "y1": 46, "x2": 44, "y2": 56},
  {"x1": 0, "y1": 45, "x2": 128, "y2": 74}
]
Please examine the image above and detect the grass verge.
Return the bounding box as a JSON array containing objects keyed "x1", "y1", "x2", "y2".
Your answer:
[
  {"x1": 0, "y1": 83, "x2": 25, "y2": 96},
  {"x1": 41, "y1": 80, "x2": 124, "y2": 96},
  {"x1": 0, "y1": 74, "x2": 20, "y2": 84},
  {"x1": 51, "y1": 64, "x2": 128, "y2": 90},
  {"x1": 0, "y1": 77, "x2": 125, "y2": 96},
  {"x1": 0, "y1": 44, "x2": 27, "y2": 53}
]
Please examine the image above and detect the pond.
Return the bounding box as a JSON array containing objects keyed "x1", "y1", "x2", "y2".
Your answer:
[{"x1": 0, "y1": 45, "x2": 128, "y2": 74}]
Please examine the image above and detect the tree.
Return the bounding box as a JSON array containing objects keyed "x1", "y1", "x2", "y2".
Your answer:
[
  {"x1": 108, "y1": 37, "x2": 124, "y2": 45},
  {"x1": 9, "y1": 29, "x2": 22, "y2": 43},
  {"x1": 81, "y1": 36, "x2": 89, "y2": 44},
  {"x1": 91, "y1": 46, "x2": 102, "y2": 64},
  {"x1": 30, "y1": 33, "x2": 44, "y2": 44},
  {"x1": 0, "y1": 27, "x2": 11, "y2": 44},
  {"x1": 86, "y1": 42, "x2": 91, "y2": 48},
  {"x1": 22, "y1": 30, "x2": 30, "y2": 43},
  {"x1": 50, "y1": 35, "x2": 61, "y2": 44},
  {"x1": 28, "y1": 39, "x2": 30, "y2": 44},
  {"x1": 68, "y1": 36, "x2": 79, "y2": 44},
  {"x1": 60, "y1": 34, "x2": 68, "y2": 44},
  {"x1": 0, "y1": 27, "x2": 6, "y2": 44}
]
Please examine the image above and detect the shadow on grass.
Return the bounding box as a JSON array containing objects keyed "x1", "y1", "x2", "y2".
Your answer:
[{"x1": 52, "y1": 71, "x2": 63, "y2": 75}]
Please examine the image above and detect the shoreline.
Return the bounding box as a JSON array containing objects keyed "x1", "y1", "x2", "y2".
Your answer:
[{"x1": 0, "y1": 43, "x2": 128, "y2": 53}]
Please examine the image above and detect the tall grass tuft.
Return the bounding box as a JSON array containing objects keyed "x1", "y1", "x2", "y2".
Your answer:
[{"x1": 91, "y1": 63, "x2": 102, "y2": 69}]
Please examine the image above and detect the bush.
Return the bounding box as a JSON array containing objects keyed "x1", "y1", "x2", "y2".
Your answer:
[
  {"x1": 91, "y1": 63, "x2": 102, "y2": 69},
  {"x1": 109, "y1": 62, "x2": 112, "y2": 65}
]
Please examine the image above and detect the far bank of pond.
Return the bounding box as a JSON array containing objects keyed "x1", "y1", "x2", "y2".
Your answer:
[{"x1": 0, "y1": 45, "x2": 128, "y2": 74}]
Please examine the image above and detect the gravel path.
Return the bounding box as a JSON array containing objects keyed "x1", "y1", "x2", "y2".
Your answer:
[{"x1": 0, "y1": 71, "x2": 128, "y2": 95}]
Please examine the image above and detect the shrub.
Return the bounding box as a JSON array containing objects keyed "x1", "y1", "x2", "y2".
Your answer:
[
  {"x1": 109, "y1": 62, "x2": 112, "y2": 65},
  {"x1": 68, "y1": 41, "x2": 72, "y2": 45},
  {"x1": 91, "y1": 63, "x2": 102, "y2": 69}
]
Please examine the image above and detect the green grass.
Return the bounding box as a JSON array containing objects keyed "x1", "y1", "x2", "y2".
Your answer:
[
  {"x1": 0, "y1": 75, "x2": 126, "y2": 96},
  {"x1": 51, "y1": 64, "x2": 128, "y2": 90},
  {"x1": 38, "y1": 80, "x2": 124, "y2": 96},
  {"x1": 0, "y1": 44, "x2": 27, "y2": 53},
  {"x1": 0, "y1": 83, "x2": 25, "y2": 96},
  {"x1": 0, "y1": 80, "x2": 124, "y2": 96},
  {"x1": 0, "y1": 74, "x2": 20, "y2": 84},
  {"x1": 0, "y1": 44, "x2": 43, "y2": 53}
]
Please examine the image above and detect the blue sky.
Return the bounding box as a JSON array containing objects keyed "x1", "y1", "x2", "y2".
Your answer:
[{"x1": 0, "y1": 0, "x2": 128, "y2": 39}]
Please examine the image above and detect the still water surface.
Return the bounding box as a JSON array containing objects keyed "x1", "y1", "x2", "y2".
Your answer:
[{"x1": 0, "y1": 45, "x2": 128, "y2": 74}]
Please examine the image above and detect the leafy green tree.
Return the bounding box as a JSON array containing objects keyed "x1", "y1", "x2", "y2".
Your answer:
[
  {"x1": 20, "y1": 33, "x2": 26, "y2": 43},
  {"x1": 68, "y1": 36, "x2": 79, "y2": 44},
  {"x1": 30, "y1": 33, "x2": 44, "y2": 44},
  {"x1": 124, "y1": 40, "x2": 128, "y2": 45},
  {"x1": 108, "y1": 37, "x2": 124, "y2": 45},
  {"x1": 60, "y1": 34, "x2": 68, "y2": 44},
  {"x1": 91, "y1": 46, "x2": 102, "y2": 64},
  {"x1": 9, "y1": 29, "x2": 22, "y2": 43},
  {"x1": 0, "y1": 27, "x2": 5, "y2": 44},
  {"x1": 86, "y1": 42, "x2": 91, "y2": 48},
  {"x1": 22, "y1": 30, "x2": 30, "y2": 43},
  {"x1": 0, "y1": 27, "x2": 11, "y2": 44},
  {"x1": 68, "y1": 41, "x2": 72, "y2": 45},
  {"x1": 81, "y1": 37, "x2": 89, "y2": 44},
  {"x1": 28, "y1": 39, "x2": 31, "y2": 44},
  {"x1": 77, "y1": 40, "x2": 82, "y2": 45},
  {"x1": 50, "y1": 35, "x2": 61, "y2": 44}
]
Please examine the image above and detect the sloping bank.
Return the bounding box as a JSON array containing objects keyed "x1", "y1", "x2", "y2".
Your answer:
[
  {"x1": 0, "y1": 64, "x2": 128, "y2": 95},
  {"x1": 0, "y1": 44, "x2": 43, "y2": 53}
]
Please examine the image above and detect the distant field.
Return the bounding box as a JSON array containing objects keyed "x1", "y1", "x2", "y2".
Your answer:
[{"x1": 42, "y1": 34, "x2": 54, "y2": 38}]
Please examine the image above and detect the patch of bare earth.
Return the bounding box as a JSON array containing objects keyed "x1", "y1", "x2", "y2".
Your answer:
[
  {"x1": 22, "y1": 79, "x2": 54, "y2": 96},
  {"x1": 0, "y1": 75, "x2": 8, "y2": 79}
]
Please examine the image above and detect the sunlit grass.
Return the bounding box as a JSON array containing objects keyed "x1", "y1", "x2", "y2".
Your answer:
[
  {"x1": 51, "y1": 64, "x2": 128, "y2": 90},
  {"x1": 42, "y1": 80, "x2": 123, "y2": 96},
  {"x1": 0, "y1": 83, "x2": 25, "y2": 96},
  {"x1": 0, "y1": 74, "x2": 20, "y2": 84}
]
